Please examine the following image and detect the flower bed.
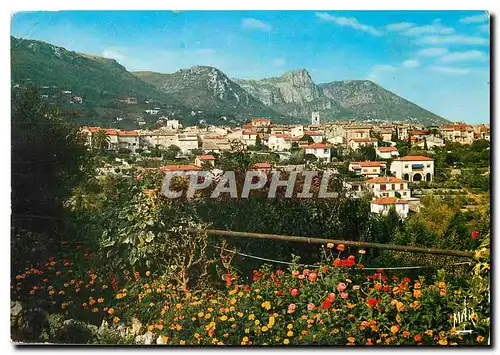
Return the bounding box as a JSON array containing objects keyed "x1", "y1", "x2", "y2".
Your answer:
[{"x1": 11, "y1": 243, "x2": 490, "y2": 346}]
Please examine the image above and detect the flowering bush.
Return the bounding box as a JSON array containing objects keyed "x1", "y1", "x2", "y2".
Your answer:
[{"x1": 11, "y1": 242, "x2": 489, "y2": 346}]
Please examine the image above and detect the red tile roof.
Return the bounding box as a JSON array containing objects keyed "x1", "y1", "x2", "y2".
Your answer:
[
  {"x1": 351, "y1": 161, "x2": 385, "y2": 167},
  {"x1": 197, "y1": 155, "x2": 215, "y2": 160},
  {"x1": 159, "y1": 165, "x2": 201, "y2": 172},
  {"x1": 365, "y1": 176, "x2": 408, "y2": 184},
  {"x1": 304, "y1": 131, "x2": 322, "y2": 136},
  {"x1": 253, "y1": 162, "x2": 272, "y2": 169},
  {"x1": 377, "y1": 146, "x2": 398, "y2": 152},
  {"x1": 350, "y1": 138, "x2": 378, "y2": 143},
  {"x1": 305, "y1": 143, "x2": 330, "y2": 149},
  {"x1": 394, "y1": 155, "x2": 433, "y2": 161},
  {"x1": 371, "y1": 197, "x2": 409, "y2": 205},
  {"x1": 118, "y1": 131, "x2": 139, "y2": 136},
  {"x1": 274, "y1": 134, "x2": 291, "y2": 138},
  {"x1": 105, "y1": 129, "x2": 118, "y2": 135}
]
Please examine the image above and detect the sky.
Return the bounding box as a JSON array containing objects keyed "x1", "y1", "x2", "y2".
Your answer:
[{"x1": 11, "y1": 10, "x2": 490, "y2": 123}]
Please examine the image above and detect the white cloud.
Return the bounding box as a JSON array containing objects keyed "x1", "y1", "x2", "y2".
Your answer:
[
  {"x1": 402, "y1": 59, "x2": 420, "y2": 68},
  {"x1": 102, "y1": 48, "x2": 125, "y2": 60},
  {"x1": 459, "y1": 13, "x2": 489, "y2": 24},
  {"x1": 316, "y1": 12, "x2": 382, "y2": 36},
  {"x1": 420, "y1": 35, "x2": 489, "y2": 45},
  {"x1": 241, "y1": 18, "x2": 272, "y2": 32},
  {"x1": 386, "y1": 22, "x2": 414, "y2": 31},
  {"x1": 272, "y1": 58, "x2": 285, "y2": 67},
  {"x1": 404, "y1": 23, "x2": 455, "y2": 36},
  {"x1": 367, "y1": 64, "x2": 397, "y2": 81},
  {"x1": 417, "y1": 47, "x2": 449, "y2": 57},
  {"x1": 439, "y1": 50, "x2": 488, "y2": 63},
  {"x1": 429, "y1": 66, "x2": 470, "y2": 75}
]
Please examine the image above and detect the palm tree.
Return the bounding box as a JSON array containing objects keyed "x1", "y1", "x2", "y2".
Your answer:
[{"x1": 92, "y1": 129, "x2": 110, "y2": 154}]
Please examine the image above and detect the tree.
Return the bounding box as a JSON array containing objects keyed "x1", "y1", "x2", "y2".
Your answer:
[
  {"x1": 300, "y1": 135, "x2": 315, "y2": 145},
  {"x1": 423, "y1": 137, "x2": 428, "y2": 151},
  {"x1": 164, "y1": 145, "x2": 181, "y2": 161},
  {"x1": 11, "y1": 86, "x2": 90, "y2": 269},
  {"x1": 359, "y1": 146, "x2": 376, "y2": 161},
  {"x1": 290, "y1": 142, "x2": 300, "y2": 153},
  {"x1": 92, "y1": 129, "x2": 110, "y2": 154},
  {"x1": 255, "y1": 135, "x2": 263, "y2": 151}
]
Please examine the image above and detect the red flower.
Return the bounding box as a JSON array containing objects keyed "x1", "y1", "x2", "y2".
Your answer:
[
  {"x1": 321, "y1": 300, "x2": 332, "y2": 309},
  {"x1": 343, "y1": 259, "x2": 355, "y2": 267},
  {"x1": 382, "y1": 286, "x2": 391, "y2": 292},
  {"x1": 333, "y1": 258, "x2": 342, "y2": 267},
  {"x1": 472, "y1": 230, "x2": 480, "y2": 239},
  {"x1": 225, "y1": 273, "x2": 232, "y2": 287},
  {"x1": 113, "y1": 194, "x2": 118, "y2": 199},
  {"x1": 347, "y1": 255, "x2": 355, "y2": 261},
  {"x1": 403, "y1": 277, "x2": 411, "y2": 283},
  {"x1": 367, "y1": 297, "x2": 381, "y2": 308},
  {"x1": 336, "y1": 244, "x2": 345, "y2": 252},
  {"x1": 290, "y1": 288, "x2": 299, "y2": 297}
]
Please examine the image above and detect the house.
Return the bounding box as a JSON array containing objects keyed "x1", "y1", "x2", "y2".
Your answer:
[
  {"x1": 242, "y1": 130, "x2": 258, "y2": 147},
  {"x1": 303, "y1": 131, "x2": 323, "y2": 143},
  {"x1": 349, "y1": 161, "x2": 386, "y2": 178},
  {"x1": 73, "y1": 96, "x2": 83, "y2": 104},
  {"x1": 145, "y1": 109, "x2": 160, "y2": 115},
  {"x1": 344, "y1": 125, "x2": 372, "y2": 146},
  {"x1": 117, "y1": 131, "x2": 140, "y2": 153},
  {"x1": 176, "y1": 134, "x2": 199, "y2": 154},
  {"x1": 104, "y1": 129, "x2": 119, "y2": 150},
  {"x1": 250, "y1": 118, "x2": 272, "y2": 128},
  {"x1": 165, "y1": 119, "x2": 182, "y2": 130},
  {"x1": 365, "y1": 176, "x2": 411, "y2": 199},
  {"x1": 390, "y1": 155, "x2": 434, "y2": 182},
  {"x1": 370, "y1": 197, "x2": 409, "y2": 219},
  {"x1": 252, "y1": 162, "x2": 272, "y2": 172},
  {"x1": 290, "y1": 125, "x2": 305, "y2": 138},
  {"x1": 126, "y1": 97, "x2": 137, "y2": 104},
  {"x1": 376, "y1": 146, "x2": 399, "y2": 159},
  {"x1": 304, "y1": 143, "x2": 331, "y2": 162},
  {"x1": 439, "y1": 123, "x2": 474, "y2": 145},
  {"x1": 348, "y1": 138, "x2": 378, "y2": 151},
  {"x1": 415, "y1": 135, "x2": 445, "y2": 149},
  {"x1": 195, "y1": 154, "x2": 216, "y2": 168},
  {"x1": 159, "y1": 165, "x2": 201, "y2": 174},
  {"x1": 268, "y1": 134, "x2": 292, "y2": 151}
]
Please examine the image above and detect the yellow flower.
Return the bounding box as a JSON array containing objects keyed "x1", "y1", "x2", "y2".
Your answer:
[
  {"x1": 396, "y1": 302, "x2": 405, "y2": 312},
  {"x1": 255, "y1": 320, "x2": 260, "y2": 326},
  {"x1": 283, "y1": 339, "x2": 290, "y2": 345},
  {"x1": 476, "y1": 336, "x2": 485, "y2": 343},
  {"x1": 256, "y1": 295, "x2": 263, "y2": 300},
  {"x1": 347, "y1": 302, "x2": 355, "y2": 309},
  {"x1": 425, "y1": 330, "x2": 433, "y2": 336},
  {"x1": 179, "y1": 340, "x2": 186, "y2": 345},
  {"x1": 268, "y1": 316, "x2": 275, "y2": 328},
  {"x1": 249, "y1": 314, "x2": 256, "y2": 320},
  {"x1": 390, "y1": 325, "x2": 399, "y2": 334},
  {"x1": 219, "y1": 315, "x2": 228, "y2": 321},
  {"x1": 347, "y1": 337, "x2": 355, "y2": 343},
  {"x1": 261, "y1": 326, "x2": 269, "y2": 332},
  {"x1": 211, "y1": 299, "x2": 218, "y2": 304},
  {"x1": 229, "y1": 306, "x2": 235, "y2": 312},
  {"x1": 242, "y1": 336, "x2": 249, "y2": 342},
  {"x1": 261, "y1": 301, "x2": 271, "y2": 310},
  {"x1": 146, "y1": 271, "x2": 151, "y2": 276},
  {"x1": 230, "y1": 298, "x2": 237, "y2": 305},
  {"x1": 287, "y1": 331, "x2": 294, "y2": 337},
  {"x1": 198, "y1": 312, "x2": 204, "y2": 318},
  {"x1": 238, "y1": 291, "x2": 244, "y2": 297},
  {"x1": 438, "y1": 339, "x2": 448, "y2": 345},
  {"x1": 245, "y1": 328, "x2": 250, "y2": 334},
  {"x1": 237, "y1": 312, "x2": 244, "y2": 317},
  {"x1": 194, "y1": 333, "x2": 201, "y2": 339},
  {"x1": 287, "y1": 324, "x2": 293, "y2": 330},
  {"x1": 228, "y1": 317, "x2": 235, "y2": 322}
]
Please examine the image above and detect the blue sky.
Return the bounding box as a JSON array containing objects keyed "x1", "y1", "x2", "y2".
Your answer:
[{"x1": 11, "y1": 10, "x2": 490, "y2": 123}]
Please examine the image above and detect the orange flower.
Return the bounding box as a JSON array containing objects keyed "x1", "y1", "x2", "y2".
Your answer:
[
  {"x1": 403, "y1": 330, "x2": 410, "y2": 338},
  {"x1": 337, "y1": 244, "x2": 345, "y2": 252},
  {"x1": 107, "y1": 308, "x2": 114, "y2": 315},
  {"x1": 113, "y1": 317, "x2": 120, "y2": 323},
  {"x1": 97, "y1": 298, "x2": 104, "y2": 303},
  {"x1": 89, "y1": 299, "x2": 96, "y2": 306},
  {"x1": 91, "y1": 308, "x2": 98, "y2": 313},
  {"x1": 390, "y1": 325, "x2": 400, "y2": 334},
  {"x1": 82, "y1": 303, "x2": 87, "y2": 307},
  {"x1": 414, "y1": 334, "x2": 422, "y2": 342}
]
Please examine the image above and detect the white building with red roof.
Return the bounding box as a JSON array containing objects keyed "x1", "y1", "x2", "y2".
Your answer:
[
  {"x1": 348, "y1": 137, "x2": 378, "y2": 151},
  {"x1": 375, "y1": 146, "x2": 399, "y2": 159},
  {"x1": 370, "y1": 197, "x2": 409, "y2": 219},
  {"x1": 365, "y1": 176, "x2": 411, "y2": 199},
  {"x1": 439, "y1": 123, "x2": 474, "y2": 145},
  {"x1": 390, "y1": 155, "x2": 434, "y2": 182},
  {"x1": 268, "y1": 134, "x2": 292, "y2": 151},
  {"x1": 304, "y1": 143, "x2": 331, "y2": 162},
  {"x1": 195, "y1": 154, "x2": 216, "y2": 168},
  {"x1": 349, "y1": 161, "x2": 387, "y2": 178}
]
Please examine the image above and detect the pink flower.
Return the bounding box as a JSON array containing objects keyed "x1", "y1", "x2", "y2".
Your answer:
[
  {"x1": 352, "y1": 285, "x2": 360, "y2": 291},
  {"x1": 290, "y1": 288, "x2": 299, "y2": 297},
  {"x1": 341, "y1": 292, "x2": 349, "y2": 299},
  {"x1": 337, "y1": 282, "x2": 347, "y2": 292},
  {"x1": 136, "y1": 175, "x2": 143, "y2": 181},
  {"x1": 287, "y1": 304, "x2": 296, "y2": 314},
  {"x1": 327, "y1": 293, "x2": 337, "y2": 302},
  {"x1": 302, "y1": 269, "x2": 310, "y2": 276},
  {"x1": 308, "y1": 273, "x2": 317, "y2": 283},
  {"x1": 307, "y1": 303, "x2": 316, "y2": 311},
  {"x1": 298, "y1": 274, "x2": 305, "y2": 279},
  {"x1": 291, "y1": 270, "x2": 300, "y2": 277}
]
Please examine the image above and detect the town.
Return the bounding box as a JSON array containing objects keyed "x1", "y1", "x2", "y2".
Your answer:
[{"x1": 82, "y1": 112, "x2": 490, "y2": 219}]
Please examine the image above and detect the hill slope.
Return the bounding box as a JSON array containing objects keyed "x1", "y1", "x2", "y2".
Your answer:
[
  {"x1": 319, "y1": 80, "x2": 448, "y2": 125},
  {"x1": 234, "y1": 69, "x2": 356, "y2": 122},
  {"x1": 134, "y1": 66, "x2": 293, "y2": 125}
]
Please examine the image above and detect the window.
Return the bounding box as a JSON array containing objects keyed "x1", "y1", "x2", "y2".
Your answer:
[
  {"x1": 380, "y1": 184, "x2": 386, "y2": 191},
  {"x1": 403, "y1": 192, "x2": 407, "y2": 196},
  {"x1": 427, "y1": 164, "x2": 431, "y2": 168},
  {"x1": 404, "y1": 164, "x2": 409, "y2": 168},
  {"x1": 324, "y1": 149, "x2": 329, "y2": 154},
  {"x1": 363, "y1": 169, "x2": 368, "y2": 173},
  {"x1": 372, "y1": 169, "x2": 377, "y2": 172},
  {"x1": 391, "y1": 184, "x2": 395, "y2": 190},
  {"x1": 400, "y1": 184, "x2": 404, "y2": 190}
]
